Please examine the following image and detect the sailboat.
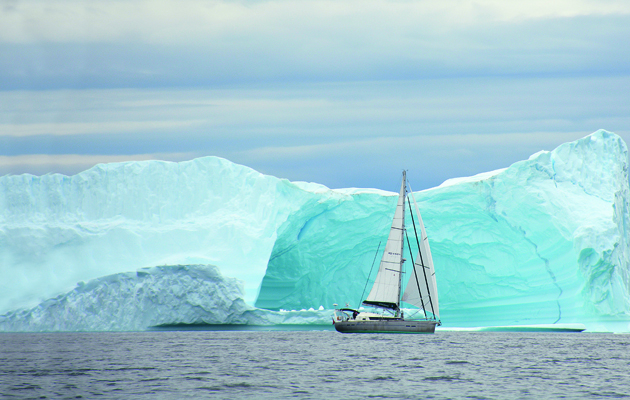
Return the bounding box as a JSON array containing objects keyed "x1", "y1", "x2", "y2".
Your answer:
[{"x1": 333, "y1": 171, "x2": 441, "y2": 333}]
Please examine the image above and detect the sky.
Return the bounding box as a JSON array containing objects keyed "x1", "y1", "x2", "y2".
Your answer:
[{"x1": 1, "y1": 0, "x2": 629, "y2": 192}]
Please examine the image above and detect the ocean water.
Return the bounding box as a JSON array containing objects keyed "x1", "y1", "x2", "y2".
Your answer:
[{"x1": 1, "y1": 329, "x2": 629, "y2": 399}]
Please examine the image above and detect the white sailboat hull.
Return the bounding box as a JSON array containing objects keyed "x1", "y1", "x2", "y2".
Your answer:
[{"x1": 334, "y1": 319, "x2": 438, "y2": 334}]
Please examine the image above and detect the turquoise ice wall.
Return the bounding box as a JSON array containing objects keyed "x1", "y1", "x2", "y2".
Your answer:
[{"x1": 1, "y1": 130, "x2": 629, "y2": 331}]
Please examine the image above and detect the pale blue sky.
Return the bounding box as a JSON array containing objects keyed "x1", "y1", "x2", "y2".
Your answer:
[{"x1": 1, "y1": 0, "x2": 629, "y2": 191}]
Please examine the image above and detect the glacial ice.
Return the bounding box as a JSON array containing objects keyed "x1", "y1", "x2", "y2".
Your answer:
[{"x1": 1, "y1": 129, "x2": 629, "y2": 332}]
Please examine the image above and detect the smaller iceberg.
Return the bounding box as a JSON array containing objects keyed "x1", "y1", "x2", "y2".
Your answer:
[{"x1": 0, "y1": 264, "x2": 332, "y2": 332}]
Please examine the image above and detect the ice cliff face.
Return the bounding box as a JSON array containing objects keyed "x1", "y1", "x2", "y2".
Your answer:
[
  {"x1": 0, "y1": 157, "x2": 301, "y2": 310},
  {"x1": 1, "y1": 129, "x2": 629, "y2": 332},
  {"x1": 429, "y1": 132, "x2": 630, "y2": 331}
]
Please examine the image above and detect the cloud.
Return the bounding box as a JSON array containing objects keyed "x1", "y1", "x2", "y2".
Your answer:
[
  {"x1": 0, "y1": 152, "x2": 201, "y2": 176},
  {"x1": 2, "y1": 0, "x2": 629, "y2": 44},
  {"x1": 0, "y1": 0, "x2": 628, "y2": 192},
  {"x1": 1, "y1": 0, "x2": 629, "y2": 91},
  {"x1": 0, "y1": 130, "x2": 586, "y2": 190},
  {"x1": 1, "y1": 76, "x2": 628, "y2": 189},
  {"x1": 227, "y1": 130, "x2": 596, "y2": 190},
  {"x1": 0, "y1": 120, "x2": 206, "y2": 137}
]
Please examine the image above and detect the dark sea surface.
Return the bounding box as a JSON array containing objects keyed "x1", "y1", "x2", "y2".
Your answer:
[{"x1": 1, "y1": 329, "x2": 629, "y2": 399}]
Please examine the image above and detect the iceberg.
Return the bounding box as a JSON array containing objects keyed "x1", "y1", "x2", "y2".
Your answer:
[{"x1": 0, "y1": 129, "x2": 629, "y2": 332}]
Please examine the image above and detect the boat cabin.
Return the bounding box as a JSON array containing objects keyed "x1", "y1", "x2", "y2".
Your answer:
[{"x1": 333, "y1": 307, "x2": 402, "y2": 323}]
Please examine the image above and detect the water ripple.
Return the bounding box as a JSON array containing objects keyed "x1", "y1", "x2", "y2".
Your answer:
[{"x1": 0, "y1": 331, "x2": 629, "y2": 399}]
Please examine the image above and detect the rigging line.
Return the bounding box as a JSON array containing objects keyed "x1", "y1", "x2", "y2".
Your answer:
[
  {"x1": 405, "y1": 230, "x2": 428, "y2": 318},
  {"x1": 359, "y1": 240, "x2": 381, "y2": 307},
  {"x1": 407, "y1": 196, "x2": 436, "y2": 319}
]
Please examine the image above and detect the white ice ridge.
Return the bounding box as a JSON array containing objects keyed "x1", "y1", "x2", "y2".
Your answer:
[{"x1": 1, "y1": 129, "x2": 629, "y2": 332}]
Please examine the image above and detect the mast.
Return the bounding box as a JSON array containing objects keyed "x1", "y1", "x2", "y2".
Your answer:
[{"x1": 397, "y1": 170, "x2": 406, "y2": 310}]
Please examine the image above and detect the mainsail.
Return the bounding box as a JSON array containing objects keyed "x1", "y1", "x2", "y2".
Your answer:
[
  {"x1": 363, "y1": 172, "x2": 406, "y2": 310},
  {"x1": 401, "y1": 187, "x2": 440, "y2": 319}
]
